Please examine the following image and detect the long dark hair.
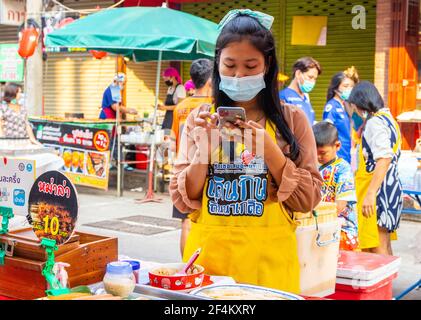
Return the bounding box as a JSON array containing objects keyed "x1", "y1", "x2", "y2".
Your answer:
[
  {"x1": 326, "y1": 72, "x2": 347, "y2": 102},
  {"x1": 212, "y1": 15, "x2": 299, "y2": 160},
  {"x1": 347, "y1": 81, "x2": 384, "y2": 113}
]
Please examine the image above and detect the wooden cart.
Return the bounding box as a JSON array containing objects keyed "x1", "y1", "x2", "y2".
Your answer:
[{"x1": 0, "y1": 228, "x2": 118, "y2": 300}]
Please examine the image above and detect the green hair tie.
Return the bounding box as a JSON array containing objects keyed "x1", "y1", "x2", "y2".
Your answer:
[{"x1": 218, "y1": 9, "x2": 274, "y2": 31}]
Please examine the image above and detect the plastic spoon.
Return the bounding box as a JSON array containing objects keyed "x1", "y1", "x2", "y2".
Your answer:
[{"x1": 178, "y1": 248, "x2": 202, "y2": 275}]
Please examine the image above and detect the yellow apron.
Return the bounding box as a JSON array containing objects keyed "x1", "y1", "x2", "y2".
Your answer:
[
  {"x1": 184, "y1": 118, "x2": 300, "y2": 293},
  {"x1": 355, "y1": 111, "x2": 400, "y2": 249}
]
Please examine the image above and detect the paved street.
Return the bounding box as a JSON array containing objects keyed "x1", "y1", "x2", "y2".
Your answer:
[{"x1": 73, "y1": 187, "x2": 421, "y2": 300}]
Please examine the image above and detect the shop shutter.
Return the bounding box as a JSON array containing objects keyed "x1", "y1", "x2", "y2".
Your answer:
[
  {"x1": 181, "y1": 0, "x2": 285, "y2": 82},
  {"x1": 0, "y1": 25, "x2": 18, "y2": 43},
  {"x1": 126, "y1": 61, "x2": 171, "y2": 117},
  {"x1": 284, "y1": 0, "x2": 377, "y2": 119},
  {"x1": 43, "y1": 52, "x2": 117, "y2": 118},
  {"x1": 42, "y1": 0, "x2": 117, "y2": 119},
  {"x1": 182, "y1": 0, "x2": 377, "y2": 121}
]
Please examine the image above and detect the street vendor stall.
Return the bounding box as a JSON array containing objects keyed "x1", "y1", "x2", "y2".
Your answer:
[
  {"x1": 45, "y1": 4, "x2": 219, "y2": 202},
  {"x1": 0, "y1": 166, "x2": 118, "y2": 300},
  {"x1": 28, "y1": 116, "x2": 151, "y2": 192}
]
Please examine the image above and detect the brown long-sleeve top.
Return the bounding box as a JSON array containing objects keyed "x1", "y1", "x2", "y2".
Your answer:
[{"x1": 169, "y1": 104, "x2": 322, "y2": 214}]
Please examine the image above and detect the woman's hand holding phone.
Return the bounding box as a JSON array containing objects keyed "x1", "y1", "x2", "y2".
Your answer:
[
  {"x1": 192, "y1": 104, "x2": 220, "y2": 162},
  {"x1": 230, "y1": 119, "x2": 271, "y2": 158}
]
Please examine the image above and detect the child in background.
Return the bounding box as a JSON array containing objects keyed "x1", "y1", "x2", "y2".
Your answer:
[{"x1": 313, "y1": 121, "x2": 359, "y2": 251}]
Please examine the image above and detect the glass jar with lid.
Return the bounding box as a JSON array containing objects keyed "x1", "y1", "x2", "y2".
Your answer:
[{"x1": 103, "y1": 261, "x2": 136, "y2": 298}]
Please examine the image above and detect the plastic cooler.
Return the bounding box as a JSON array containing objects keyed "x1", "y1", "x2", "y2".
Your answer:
[
  {"x1": 326, "y1": 251, "x2": 401, "y2": 300},
  {"x1": 135, "y1": 146, "x2": 149, "y2": 170},
  {"x1": 295, "y1": 202, "x2": 341, "y2": 297}
]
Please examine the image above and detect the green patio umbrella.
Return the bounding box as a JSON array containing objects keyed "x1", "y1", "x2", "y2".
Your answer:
[
  {"x1": 45, "y1": 6, "x2": 218, "y2": 61},
  {"x1": 46, "y1": 5, "x2": 219, "y2": 200}
]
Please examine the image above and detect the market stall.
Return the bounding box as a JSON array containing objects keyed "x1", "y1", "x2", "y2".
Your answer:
[
  {"x1": 45, "y1": 4, "x2": 219, "y2": 201},
  {"x1": 1, "y1": 3, "x2": 409, "y2": 302},
  {"x1": 28, "y1": 116, "x2": 152, "y2": 192},
  {"x1": 0, "y1": 167, "x2": 118, "y2": 300},
  {"x1": 0, "y1": 193, "x2": 404, "y2": 300}
]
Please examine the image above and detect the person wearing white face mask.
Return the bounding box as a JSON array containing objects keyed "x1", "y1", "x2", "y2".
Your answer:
[
  {"x1": 169, "y1": 9, "x2": 322, "y2": 292},
  {"x1": 279, "y1": 57, "x2": 321, "y2": 125}
]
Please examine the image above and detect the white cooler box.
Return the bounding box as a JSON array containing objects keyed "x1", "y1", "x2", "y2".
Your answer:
[{"x1": 295, "y1": 202, "x2": 341, "y2": 297}]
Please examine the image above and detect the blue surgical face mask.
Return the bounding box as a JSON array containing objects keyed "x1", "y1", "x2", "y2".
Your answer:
[
  {"x1": 339, "y1": 88, "x2": 352, "y2": 101},
  {"x1": 298, "y1": 73, "x2": 315, "y2": 94},
  {"x1": 219, "y1": 73, "x2": 266, "y2": 102}
]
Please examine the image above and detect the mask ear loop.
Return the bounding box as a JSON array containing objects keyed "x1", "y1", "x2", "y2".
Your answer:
[{"x1": 298, "y1": 71, "x2": 305, "y2": 85}]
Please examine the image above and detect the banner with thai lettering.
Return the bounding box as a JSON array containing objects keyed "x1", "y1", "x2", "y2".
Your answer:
[
  {"x1": 30, "y1": 120, "x2": 113, "y2": 190},
  {"x1": 0, "y1": 0, "x2": 26, "y2": 26},
  {"x1": 0, "y1": 157, "x2": 36, "y2": 217},
  {"x1": 0, "y1": 44, "x2": 24, "y2": 82}
]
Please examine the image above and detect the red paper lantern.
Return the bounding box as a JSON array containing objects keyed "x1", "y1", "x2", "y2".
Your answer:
[
  {"x1": 18, "y1": 27, "x2": 39, "y2": 58},
  {"x1": 89, "y1": 50, "x2": 108, "y2": 59}
]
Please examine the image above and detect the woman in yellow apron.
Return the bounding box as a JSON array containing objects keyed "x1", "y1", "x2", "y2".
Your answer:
[
  {"x1": 348, "y1": 81, "x2": 403, "y2": 255},
  {"x1": 170, "y1": 10, "x2": 323, "y2": 293}
]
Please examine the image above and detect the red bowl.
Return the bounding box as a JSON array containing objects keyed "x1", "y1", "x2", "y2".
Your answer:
[{"x1": 149, "y1": 263, "x2": 205, "y2": 291}]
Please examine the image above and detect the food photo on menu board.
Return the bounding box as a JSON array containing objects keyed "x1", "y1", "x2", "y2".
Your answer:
[
  {"x1": 27, "y1": 171, "x2": 78, "y2": 245},
  {"x1": 86, "y1": 152, "x2": 107, "y2": 178},
  {"x1": 60, "y1": 148, "x2": 86, "y2": 174}
]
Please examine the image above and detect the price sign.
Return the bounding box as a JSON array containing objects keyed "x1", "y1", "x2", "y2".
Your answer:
[
  {"x1": 27, "y1": 171, "x2": 78, "y2": 245},
  {"x1": 93, "y1": 130, "x2": 110, "y2": 152}
]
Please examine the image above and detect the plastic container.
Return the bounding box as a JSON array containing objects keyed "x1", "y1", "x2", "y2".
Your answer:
[
  {"x1": 135, "y1": 146, "x2": 149, "y2": 170},
  {"x1": 103, "y1": 262, "x2": 136, "y2": 298},
  {"x1": 122, "y1": 260, "x2": 141, "y2": 284},
  {"x1": 296, "y1": 219, "x2": 341, "y2": 297},
  {"x1": 326, "y1": 251, "x2": 401, "y2": 300},
  {"x1": 328, "y1": 273, "x2": 397, "y2": 300},
  {"x1": 335, "y1": 250, "x2": 401, "y2": 281},
  {"x1": 295, "y1": 202, "x2": 341, "y2": 297},
  {"x1": 398, "y1": 152, "x2": 419, "y2": 190}
]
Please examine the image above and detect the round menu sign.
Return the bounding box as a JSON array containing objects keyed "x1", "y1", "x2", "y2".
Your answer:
[
  {"x1": 27, "y1": 171, "x2": 78, "y2": 245},
  {"x1": 93, "y1": 130, "x2": 110, "y2": 152}
]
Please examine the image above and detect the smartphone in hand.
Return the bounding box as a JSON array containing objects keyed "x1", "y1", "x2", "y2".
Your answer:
[{"x1": 217, "y1": 106, "x2": 246, "y2": 129}]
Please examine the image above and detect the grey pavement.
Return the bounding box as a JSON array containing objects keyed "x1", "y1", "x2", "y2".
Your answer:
[{"x1": 76, "y1": 187, "x2": 181, "y2": 263}]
